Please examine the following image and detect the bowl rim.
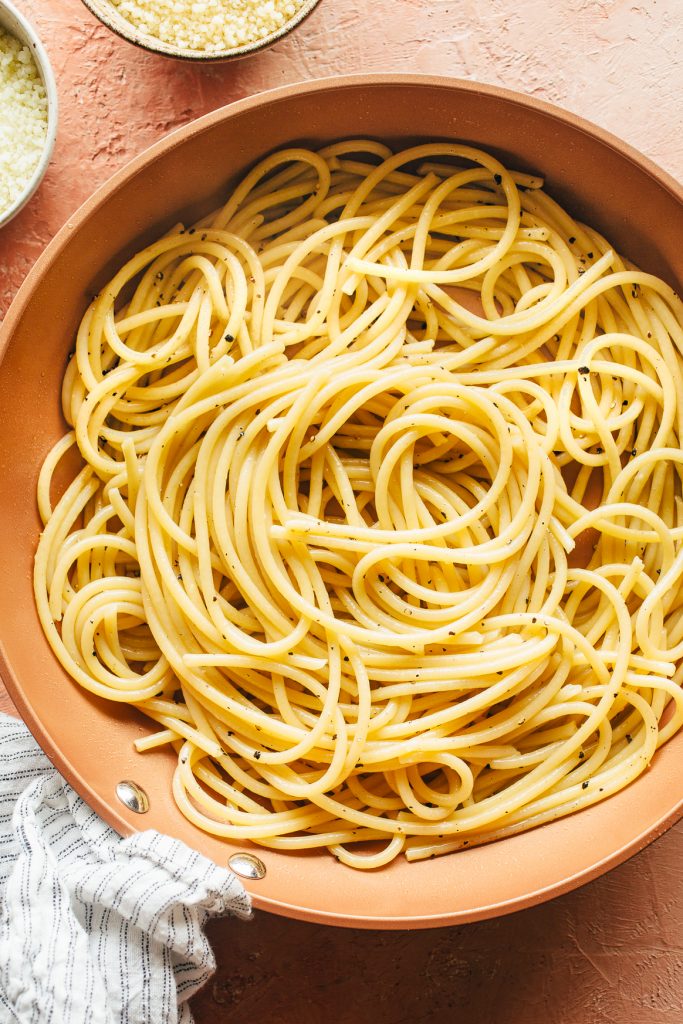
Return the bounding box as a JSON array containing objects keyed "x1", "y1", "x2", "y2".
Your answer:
[
  {"x1": 79, "y1": 0, "x2": 322, "y2": 62},
  {"x1": 1, "y1": 73, "x2": 682, "y2": 928},
  {"x1": 0, "y1": 0, "x2": 58, "y2": 229}
]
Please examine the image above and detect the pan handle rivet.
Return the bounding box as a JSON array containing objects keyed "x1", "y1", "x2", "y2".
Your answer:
[
  {"x1": 228, "y1": 852, "x2": 267, "y2": 879},
  {"x1": 116, "y1": 780, "x2": 150, "y2": 814}
]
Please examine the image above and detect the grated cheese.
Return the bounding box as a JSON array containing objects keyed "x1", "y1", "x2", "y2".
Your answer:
[
  {"x1": 110, "y1": 0, "x2": 308, "y2": 53},
  {"x1": 0, "y1": 28, "x2": 48, "y2": 218}
]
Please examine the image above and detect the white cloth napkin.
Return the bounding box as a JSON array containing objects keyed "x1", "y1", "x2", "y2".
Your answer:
[{"x1": 0, "y1": 714, "x2": 251, "y2": 1023}]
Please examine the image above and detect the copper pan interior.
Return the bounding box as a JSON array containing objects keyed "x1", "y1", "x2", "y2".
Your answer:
[{"x1": 0, "y1": 76, "x2": 681, "y2": 930}]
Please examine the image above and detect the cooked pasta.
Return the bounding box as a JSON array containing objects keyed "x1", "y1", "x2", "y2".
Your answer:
[{"x1": 34, "y1": 141, "x2": 683, "y2": 868}]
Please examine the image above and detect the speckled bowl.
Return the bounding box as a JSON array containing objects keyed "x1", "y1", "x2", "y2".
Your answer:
[
  {"x1": 0, "y1": 76, "x2": 682, "y2": 929},
  {"x1": 0, "y1": 0, "x2": 58, "y2": 228},
  {"x1": 80, "y1": 0, "x2": 321, "y2": 62}
]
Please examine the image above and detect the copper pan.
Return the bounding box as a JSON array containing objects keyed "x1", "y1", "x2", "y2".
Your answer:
[{"x1": 1, "y1": 76, "x2": 681, "y2": 929}]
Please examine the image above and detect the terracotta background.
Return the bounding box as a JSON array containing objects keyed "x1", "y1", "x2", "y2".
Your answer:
[{"x1": 1, "y1": 0, "x2": 682, "y2": 1020}]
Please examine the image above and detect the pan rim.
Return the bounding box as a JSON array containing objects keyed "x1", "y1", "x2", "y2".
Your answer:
[{"x1": 1, "y1": 73, "x2": 682, "y2": 928}]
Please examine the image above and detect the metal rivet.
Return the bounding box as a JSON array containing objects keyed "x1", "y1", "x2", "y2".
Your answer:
[
  {"x1": 228, "y1": 852, "x2": 266, "y2": 880},
  {"x1": 116, "y1": 780, "x2": 149, "y2": 814}
]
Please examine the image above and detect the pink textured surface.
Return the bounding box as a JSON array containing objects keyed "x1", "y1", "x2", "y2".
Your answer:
[{"x1": 0, "y1": 1, "x2": 682, "y2": 1021}]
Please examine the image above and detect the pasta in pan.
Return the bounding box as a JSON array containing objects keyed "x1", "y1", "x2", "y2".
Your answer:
[{"x1": 34, "y1": 141, "x2": 683, "y2": 868}]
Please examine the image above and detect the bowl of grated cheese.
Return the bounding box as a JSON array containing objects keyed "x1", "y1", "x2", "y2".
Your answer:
[
  {"x1": 80, "y1": 0, "x2": 322, "y2": 61},
  {"x1": 0, "y1": 0, "x2": 57, "y2": 228}
]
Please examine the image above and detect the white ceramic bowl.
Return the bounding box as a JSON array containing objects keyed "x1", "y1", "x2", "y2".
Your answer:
[
  {"x1": 80, "y1": 0, "x2": 322, "y2": 63},
  {"x1": 0, "y1": 0, "x2": 58, "y2": 229}
]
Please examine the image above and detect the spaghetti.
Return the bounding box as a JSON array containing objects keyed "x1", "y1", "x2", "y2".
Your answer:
[{"x1": 34, "y1": 141, "x2": 683, "y2": 868}]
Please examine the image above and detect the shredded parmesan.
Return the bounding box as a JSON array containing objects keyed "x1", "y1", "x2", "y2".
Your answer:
[
  {"x1": 110, "y1": 0, "x2": 308, "y2": 53},
  {"x1": 0, "y1": 28, "x2": 48, "y2": 218}
]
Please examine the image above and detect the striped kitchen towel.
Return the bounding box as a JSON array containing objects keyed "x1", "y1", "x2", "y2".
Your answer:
[{"x1": 0, "y1": 715, "x2": 251, "y2": 1023}]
